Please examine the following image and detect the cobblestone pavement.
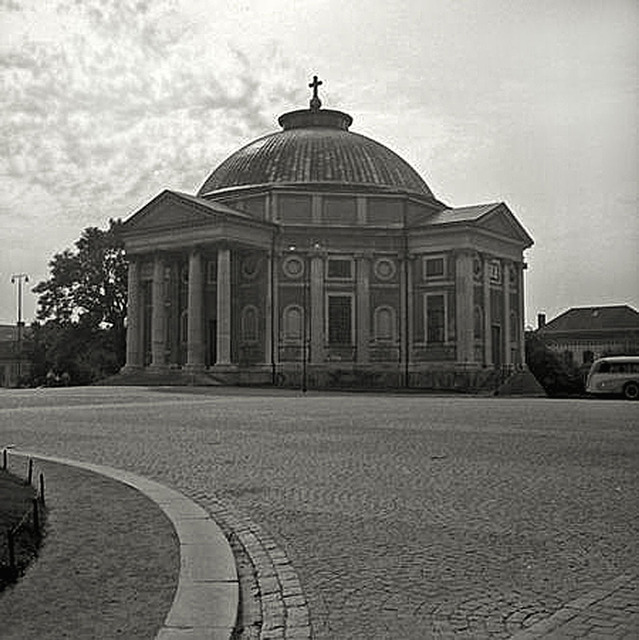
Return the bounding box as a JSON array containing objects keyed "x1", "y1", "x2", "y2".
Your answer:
[{"x1": 0, "y1": 387, "x2": 637, "y2": 639}]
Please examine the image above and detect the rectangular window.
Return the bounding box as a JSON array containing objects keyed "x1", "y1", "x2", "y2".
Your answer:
[
  {"x1": 489, "y1": 260, "x2": 502, "y2": 284},
  {"x1": 328, "y1": 295, "x2": 353, "y2": 345},
  {"x1": 423, "y1": 255, "x2": 446, "y2": 280},
  {"x1": 425, "y1": 294, "x2": 446, "y2": 344},
  {"x1": 327, "y1": 258, "x2": 353, "y2": 280}
]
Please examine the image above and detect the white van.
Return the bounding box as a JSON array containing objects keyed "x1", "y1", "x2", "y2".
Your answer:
[{"x1": 585, "y1": 356, "x2": 639, "y2": 400}]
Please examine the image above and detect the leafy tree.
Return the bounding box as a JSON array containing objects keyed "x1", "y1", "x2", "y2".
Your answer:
[
  {"x1": 28, "y1": 219, "x2": 127, "y2": 385},
  {"x1": 525, "y1": 332, "x2": 585, "y2": 397}
]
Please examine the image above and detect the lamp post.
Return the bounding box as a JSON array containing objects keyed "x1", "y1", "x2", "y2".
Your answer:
[
  {"x1": 10, "y1": 273, "x2": 29, "y2": 382},
  {"x1": 10, "y1": 273, "x2": 29, "y2": 338}
]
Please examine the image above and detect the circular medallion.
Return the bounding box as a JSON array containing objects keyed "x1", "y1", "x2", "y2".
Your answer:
[
  {"x1": 374, "y1": 258, "x2": 396, "y2": 281},
  {"x1": 283, "y1": 255, "x2": 305, "y2": 279}
]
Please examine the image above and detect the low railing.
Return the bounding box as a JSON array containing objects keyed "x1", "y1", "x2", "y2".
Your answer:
[{"x1": 1, "y1": 451, "x2": 46, "y2": 583}]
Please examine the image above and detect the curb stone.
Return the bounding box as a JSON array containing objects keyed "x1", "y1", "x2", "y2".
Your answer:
[{"x1": 15, "y1": 451, "x2": 239, "y2": 640}]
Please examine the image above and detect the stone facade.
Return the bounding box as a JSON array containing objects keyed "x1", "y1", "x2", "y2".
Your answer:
[{"x1": 120, "y1": 95, "x2": 533, "y2": 390}]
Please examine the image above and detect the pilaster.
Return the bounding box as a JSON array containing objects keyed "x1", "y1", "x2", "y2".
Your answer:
[
  {"x1": 264, "y1": 250, "x2": 273, "y2": 366},
  {"x1": 503, "y1": 260, "x2": 512, "y2": 367},
  {"x1": 518, "y1": 263, "x2": 526, "y2": 367},
  {"x1": 455, "y1": 250, "x2": 474, "y2": 364},
  {"x1": 309, "y1": 251, "x2": 324, "y2": 364},
  {"x1": 355, "y1": 253, "x2": 371, "y2": 363},
  {"x1": 483, "y1": 255, "x2": 493, "y2": 367}
]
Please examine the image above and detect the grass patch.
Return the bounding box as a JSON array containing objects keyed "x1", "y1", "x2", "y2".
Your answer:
[{"x1": 0, "y1": 469, "x2": 46, "y2": 592}]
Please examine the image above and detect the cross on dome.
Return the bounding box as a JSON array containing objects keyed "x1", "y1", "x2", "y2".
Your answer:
[{"x1": 309, "y1": 75, "x2": 323, "y2": 111}]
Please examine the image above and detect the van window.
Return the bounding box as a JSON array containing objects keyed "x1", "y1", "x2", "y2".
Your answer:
[{"x1": 597, "y1": 362, "x2": 610, "y2": 373}]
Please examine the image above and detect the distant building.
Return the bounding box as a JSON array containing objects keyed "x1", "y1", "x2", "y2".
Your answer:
[
  {"x1": 536, "y1": 305, "x2": 639, "y2": 367},
  {"x1": 0, "y1": 324, "x2": 28, "y2": 387},
  {"x1": 120, "y1": 80, "x2": 533, "y2": 390}
]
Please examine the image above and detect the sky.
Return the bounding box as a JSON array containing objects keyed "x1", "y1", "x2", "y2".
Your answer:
[{"x1": 1, "y1": 0, "x2": 637, "y2": 327}]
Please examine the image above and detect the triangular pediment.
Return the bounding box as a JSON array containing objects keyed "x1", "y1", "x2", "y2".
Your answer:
[
  {"x1": 420, "y1": 202, "x2": 533, "y2": 247},
  {"x1": 477, "y1": 203, "x2": 533, "y2": 246},
  {"x1": 123, "y1": 190, "x2": 246, "y2": 232}
]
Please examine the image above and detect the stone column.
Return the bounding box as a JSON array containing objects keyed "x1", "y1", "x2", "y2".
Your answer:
[
  {"x1": 150, "y1": 254, "x2": 166, "y2": 370},
  {"x1": 483, "y1": 255, "x2": 493, "y2": 367},
  {"x1": 503, "y1": 260, "x2": 512, "y2": 367},
  {"x1": 309, "y1": 252, "x2": 324, "y2": 364},
  {"x1": 186, "y1": 248, "x2": 204, "y2": 371},
  {"x1": 455, "y1": 250, "x2": 474, "y2": 364},
  {"x1": 123, "y1": 256, "x2": 142, "y2": 371},
  {"x1": 216, "y1": 247, "x2": 232, "y2": 366},
  {"x1": 356, "y1": 253, "x2": 370, "y2": 364}
]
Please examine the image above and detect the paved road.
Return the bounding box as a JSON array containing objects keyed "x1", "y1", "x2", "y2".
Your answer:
[{"x1": 1, "y1": 387, "x2": 637, "y2": 639}]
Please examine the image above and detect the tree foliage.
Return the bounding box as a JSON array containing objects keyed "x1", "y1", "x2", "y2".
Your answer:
[
  {"x1": 28, "y1": 220, "x2": 128, "y2": 385},
  {"x1": 33, "y1": 220, "x2": 127, "y2": 329},
  {"x1": 525, "y1": 332, "x2": 585, "y2": 397}
]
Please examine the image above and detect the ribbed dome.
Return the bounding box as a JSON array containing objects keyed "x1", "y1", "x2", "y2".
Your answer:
[{"x1": 197, "y1": 108, "x2": 433, "y2": 198}]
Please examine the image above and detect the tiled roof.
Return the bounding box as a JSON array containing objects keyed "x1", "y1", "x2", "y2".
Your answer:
[
  {"x1": 198, "y1": 124, "x2": 433, "y2": 198},
  {"x1": 427, "y1": 203, "x2": 502, "y2": 225},
  {"x1": 541, "y1": 306, "x2": 639, "y2": 332}
]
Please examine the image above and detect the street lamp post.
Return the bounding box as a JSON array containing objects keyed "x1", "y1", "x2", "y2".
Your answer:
[
  {"x1": 10, "y1": 273, "x2": 29, "y2": 339},
  {"x1": 10, "y1": 273, "x2": 29, "y2": 382}
]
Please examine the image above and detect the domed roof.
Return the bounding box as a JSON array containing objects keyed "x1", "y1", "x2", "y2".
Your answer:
[{"x1": 198, "y1": 97, "x2": 433, "y2": 199}]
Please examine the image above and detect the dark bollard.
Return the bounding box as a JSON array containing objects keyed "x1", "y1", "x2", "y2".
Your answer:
[
  {"x1": 27, "y1": 458, "x2": 33, "y2": 486},
  {"x1": 39, "y1": 472, "x2": 45, "y2": 505},
  {"x1": 32, "y1": 498, "x2": 40, "y2": 536},
  {"x1": 2, "y1": 448, "x2": 6, "y2": 471}
]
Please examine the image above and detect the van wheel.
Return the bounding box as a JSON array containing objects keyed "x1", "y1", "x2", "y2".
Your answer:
[{"x1": 623, "y1": 381, "x2": 639, "y2": 400}]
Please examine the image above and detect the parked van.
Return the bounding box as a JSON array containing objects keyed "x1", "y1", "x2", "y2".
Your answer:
[{"x1": 585, "y1": 356, "x2": 639, "y2": 400}]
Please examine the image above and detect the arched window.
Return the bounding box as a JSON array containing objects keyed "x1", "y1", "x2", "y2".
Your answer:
[
  {"x1": 374, "y1": 306, "x2": 396, "y2": 342},
  {"x1": 282, "y1": 305, "x2": 304, "y2": 341},
  {"x1": 240, "y1": 305, "x2": 259, "y2": 342}
]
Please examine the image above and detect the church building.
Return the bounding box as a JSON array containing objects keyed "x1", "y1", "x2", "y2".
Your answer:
[{"x1": 120, "y1": 78, "x2": 533, "y2": 390}]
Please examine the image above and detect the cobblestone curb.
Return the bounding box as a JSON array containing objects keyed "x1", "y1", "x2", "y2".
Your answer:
[
  {"x1": 509, "y1": 573, "x2": 638, "y2": 639},
  {"x1": 190, "y1": 493, "x2": 313, "y2": 640}
]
